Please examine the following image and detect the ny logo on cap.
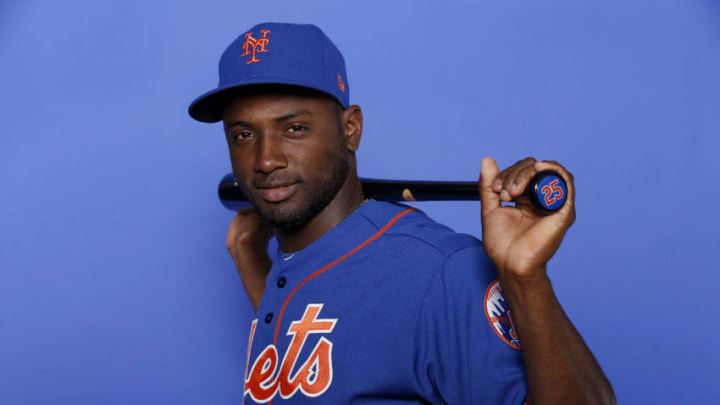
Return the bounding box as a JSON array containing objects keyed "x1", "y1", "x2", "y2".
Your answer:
[{"x1": 241, "y1": 29, "x2": 271, "y2": 64}]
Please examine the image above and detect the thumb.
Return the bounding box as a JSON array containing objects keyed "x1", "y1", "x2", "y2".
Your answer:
[{"x1": 479, "y1": 156, "x2": 501, "y2": 217}]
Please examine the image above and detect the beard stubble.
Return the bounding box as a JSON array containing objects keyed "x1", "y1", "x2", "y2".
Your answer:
[{"x1": 256, "y1": 148, "x2": 350, "y2": 230}]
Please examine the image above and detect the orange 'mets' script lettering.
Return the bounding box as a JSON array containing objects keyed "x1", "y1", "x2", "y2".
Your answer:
[{"x1": 244, "y1": 304, "x2": 336, "y2": 402}]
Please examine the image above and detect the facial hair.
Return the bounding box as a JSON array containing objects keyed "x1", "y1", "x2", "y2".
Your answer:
[{"x1": 255, "y1": 149, "x2": 350, "y2": 230}]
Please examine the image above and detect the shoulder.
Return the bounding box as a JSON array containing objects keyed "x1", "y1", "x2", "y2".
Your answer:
[
  {"x1": 360, "y1": 201, "x2": 495, "y2": 278},
  {"x1": 359, "y1": 200, "x2": 481, "y2": 252}
]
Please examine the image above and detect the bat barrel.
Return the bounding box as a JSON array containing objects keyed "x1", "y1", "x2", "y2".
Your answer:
[
  {"x1": 361, "y1": 179, "x2": 478, "y2": 201},
  {"x1": 218, "y1": 174, "x2": 479, "y2": 211},
  {"x1": 218, "y1": 173, "x2": 253, "y2": 210}
]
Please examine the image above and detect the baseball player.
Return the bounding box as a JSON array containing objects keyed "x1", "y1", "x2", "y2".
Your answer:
[{"x1": 188, "y1": 22, "x2": 615, "y2": 404}]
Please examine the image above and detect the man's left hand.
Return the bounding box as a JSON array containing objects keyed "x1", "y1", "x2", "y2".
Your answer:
[{"x1": 478, "y1": 157, "x2": 576, "y2": 281}]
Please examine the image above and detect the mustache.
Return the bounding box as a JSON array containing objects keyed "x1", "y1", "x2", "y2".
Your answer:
[{"x1": 251, "y1": 173, "x2": 302, "y2": 189}]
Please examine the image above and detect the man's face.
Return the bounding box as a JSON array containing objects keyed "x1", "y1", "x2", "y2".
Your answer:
[{"x1": 222, "y1": 88, "x2": 350, "y2": 229}]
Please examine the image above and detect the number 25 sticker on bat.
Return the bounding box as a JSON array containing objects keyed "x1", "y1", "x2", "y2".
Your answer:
[
  {"x1": 218, "y1": 171, "x2": 567, "y2": 214},
  {"x1": 525, "y1": 170, "x2": 568, "y2": 214}
]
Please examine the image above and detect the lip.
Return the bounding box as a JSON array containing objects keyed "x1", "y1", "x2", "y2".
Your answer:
[{"x1": 256, "y1": 183, "x2": 298, "y2": 203}]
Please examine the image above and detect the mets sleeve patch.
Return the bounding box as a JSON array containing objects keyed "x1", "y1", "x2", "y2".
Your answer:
[{"x1": 484, "y1": 280, "x2": 522, "y2": 350}]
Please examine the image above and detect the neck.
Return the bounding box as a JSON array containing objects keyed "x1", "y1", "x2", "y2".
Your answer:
[{"x1": 275, "y1": 171, "x2": 366, "y2": 253}]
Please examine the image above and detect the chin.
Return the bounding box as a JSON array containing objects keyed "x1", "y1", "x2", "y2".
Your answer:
[
  {"x1": 255, "y1": 188, "x2": 336, "y2": 231},
  {"x1": 246, "y1": 192, "x2": 307, "y2": 229},
  {"x1": 258, "y1": 204, "x2": 314, "y2": 230}
]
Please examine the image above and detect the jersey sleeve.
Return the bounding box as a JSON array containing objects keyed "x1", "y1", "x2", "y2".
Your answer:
[{"x1": 412, "y1": 244, "x2": 527, "y2": 404}]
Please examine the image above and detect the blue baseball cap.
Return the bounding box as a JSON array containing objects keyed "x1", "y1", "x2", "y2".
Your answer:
[{"x1": 188, "y1": 22, "x2": 350, "y2": 123}]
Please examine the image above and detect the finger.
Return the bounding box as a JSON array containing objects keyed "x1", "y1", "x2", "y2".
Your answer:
[
  {"x1": 226, "y1": 208, "x2": 260, "y2": 249},
  {"x1": 491, "y1": 174, "x2": 503, "y2": 192},
  {"x1": 227, "y1": 214, "x2": 248, "y2": 249},
  {"x1": 508, "y1": 163, "x2": 540, "y2": 197},
  {"x1": 491, "y1": 157, "x2": 533, "y2": 193},
  {"x1": 226, "y1": 214, "x2": 245, "y2": 250},
  {"x1": 500, "y1": 157, "x2": 536, "y2": 200},
  {"x1": 513, "y1": 194, "x2": 533, "y2": 208},
  {"x1": 236, "y1": 207, "x2": 257, "y2": 216},
  {"x1": 479, "y1": 157, "x2": 501, "y2": 217}
]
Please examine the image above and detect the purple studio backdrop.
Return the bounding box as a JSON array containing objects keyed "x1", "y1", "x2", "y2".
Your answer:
[{"x1": 1, "y1": 0, "x2": 719, "y2": 403}]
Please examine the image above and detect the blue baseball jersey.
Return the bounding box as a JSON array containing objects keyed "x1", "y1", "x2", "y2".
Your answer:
[{"x1": 242, "y1": 200, "x2": 527, "y2": 404}]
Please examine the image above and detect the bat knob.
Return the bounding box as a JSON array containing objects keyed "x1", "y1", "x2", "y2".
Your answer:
[{"x1": 526, "y1": 170, "x2": 567, "y2": 214}]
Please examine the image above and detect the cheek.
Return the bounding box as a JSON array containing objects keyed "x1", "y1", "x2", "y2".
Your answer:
[
  {"x1": 293, "y1": 142, "x2": 344, "y2": 182},
  {"x1": 227, "y1": 148, "x2": 253, "y2": 182}
]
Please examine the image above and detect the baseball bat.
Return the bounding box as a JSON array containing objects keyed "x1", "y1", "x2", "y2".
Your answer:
[{"x1": 218, "y1": 171, "x2": 567, "y2": 214}]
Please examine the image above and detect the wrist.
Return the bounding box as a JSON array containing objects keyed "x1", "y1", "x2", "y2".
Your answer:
[
  {"x1": 497, "y1": 267, "x2": 553, "y2": 298},
  {"x1": 229, "y1": 248, "x2": 271, "y2": 271},
  {"x1": 229, "y1": 239, "x2": 269, "y2": 256}
]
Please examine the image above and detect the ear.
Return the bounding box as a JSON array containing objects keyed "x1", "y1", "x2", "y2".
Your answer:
[{"x1": 341, "y1": 105, "x2": 363, "y2": 152}]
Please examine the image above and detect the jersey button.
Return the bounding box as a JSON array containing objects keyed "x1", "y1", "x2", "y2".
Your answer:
[
  {"x1": 264, "y1": 313, "x2": 274, "y2": 324},
  {"x1": 277, "y1": 277, "x2": 287, "y2": 288}
]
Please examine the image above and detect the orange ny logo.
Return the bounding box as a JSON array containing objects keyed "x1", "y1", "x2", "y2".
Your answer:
[{"x1": 241, "y1": 29, "x2": 271, "y2": 64}]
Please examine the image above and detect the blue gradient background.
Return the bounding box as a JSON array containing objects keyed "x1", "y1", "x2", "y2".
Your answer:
[{"x1": 2, "y1": 1, "x2": 718, "y2": 403}]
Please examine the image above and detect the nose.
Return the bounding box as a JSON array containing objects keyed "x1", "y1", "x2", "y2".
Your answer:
[{"x1": 254, "y1": 134, "x2": 288, "y2": 174}]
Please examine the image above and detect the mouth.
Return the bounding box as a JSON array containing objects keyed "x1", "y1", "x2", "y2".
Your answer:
[{"x1": 255, "y1": 183, "x2": 298, "y2": 203}]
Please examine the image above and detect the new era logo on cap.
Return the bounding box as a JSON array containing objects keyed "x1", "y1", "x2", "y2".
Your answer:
[{"x1": 188, "y1": 22, "x2": 350, "y2": 123}]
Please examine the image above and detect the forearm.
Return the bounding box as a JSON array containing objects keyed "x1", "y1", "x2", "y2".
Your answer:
[
  {"x1": 232, "y1": 251, "x2": 271, "y2": 312},
  {"x1": 499, "y1": 270, "x2": 615, "y2": 405}
]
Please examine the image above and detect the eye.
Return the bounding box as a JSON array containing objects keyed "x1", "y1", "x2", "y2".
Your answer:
[
  {"x1": 232, "y1": 131, "x2": 253, "y2": 143},
  {"x1": 286, "y1": 125, "x2": 308, "y2": 134}
]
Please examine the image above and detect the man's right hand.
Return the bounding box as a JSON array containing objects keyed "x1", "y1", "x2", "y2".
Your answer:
[{"x1": 226, "y1": 208, "x2": 274, "y2": 311}]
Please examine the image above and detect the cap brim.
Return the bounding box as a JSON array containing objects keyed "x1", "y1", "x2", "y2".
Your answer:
[
  {"x1": 188, "y1": 78, "x2": 345, "y2": 124},
  {"x1": 187, "y1": 85, "x2": 244, "y2": 124}
]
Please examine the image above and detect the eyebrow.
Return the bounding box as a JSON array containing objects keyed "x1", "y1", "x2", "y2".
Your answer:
[
  {"x1": 274, "y1": 110, "x2": 312, "y2": 122},
  {"x1": 225, "y1": 120, "x2": 253, "y2": 131},
  {"x1": 224, "y1": 110, "x2": 313, "y2": 132}
]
